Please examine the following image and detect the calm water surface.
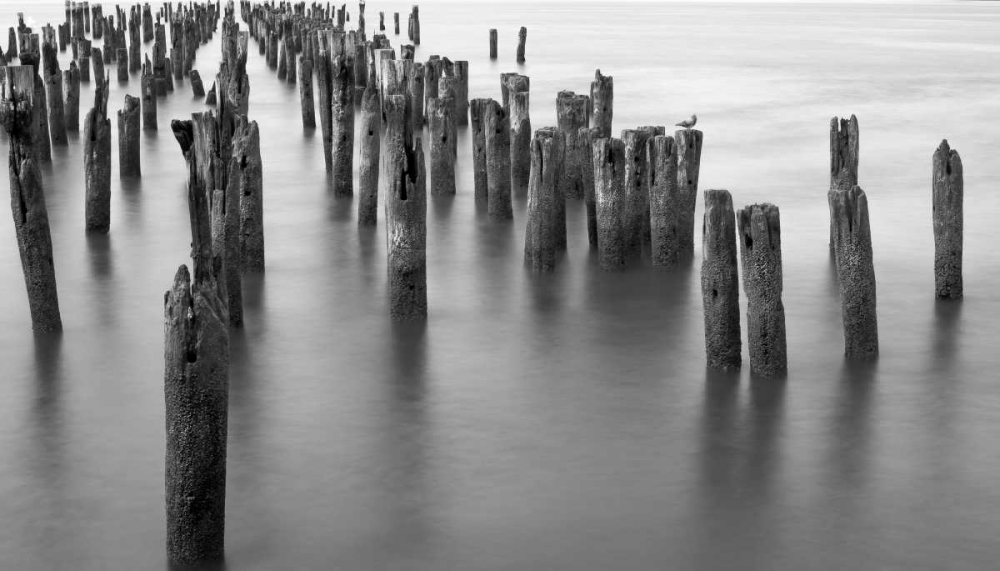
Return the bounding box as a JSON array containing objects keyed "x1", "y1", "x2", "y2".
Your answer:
[{"x1": 1, "y1": 1, "x2": 999, "y2": 569}]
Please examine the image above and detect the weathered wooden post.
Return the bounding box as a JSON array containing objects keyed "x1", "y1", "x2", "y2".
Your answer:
[
  {"x1": 205, "y1": 82, "x2": 216, "y2": 106},
  {"x1": 316, "y1": 48, "x2": 332, "y2": 169},
  {"x1": 91, "y1": 47, "x2": 105, "y2": 86},
  {"x1": 62, "y1": 62, "x2": 79, "y2": 131},
  {"x1": 594, "y1": 137, "x2": 626, "y2": 270},
  {"x1": 524, "y1": 127, "x2": 565, "y2": 272},
  {"x1": 581, "y1": 127, "x2": 598, "y2": 248},
  {"x1": 234, "y1": 117, "x2": 264, "y2": 273},
  {"x1": 2, "y1": 65, "x2": 62, "y2": 332},
  {"x1": 701, "y1": 189, "x2": 741, "y2": 371},
  {"x1": 500, "y1": 72, "x2": 528, "y2": 113},
  {"x1": 590, "y1": 69, "x2": 612, "y2": 138},
  {"x1": 117, "y1": 93, "x2": 140, "y2": 177},
  {"x1": 383, "y1": 94, "x2": 427, "y2": 319},
  {"x1": 408, "y1": 6, "x2": 420, "y2": 45},
  {"x1": 932, "y1": 139, "x2": 962, "y2": 300},
  {"x1": 84, "y1": 73, "x2": 111, "y2": 233},
  {"x1": 422, "y1": 57, "x2": 440, "y2": 123},
  {"x1": 489, "y1": 28, "x2": 497, "y2": 60},
  {"x1": 190, "y1": 70, "x2": 205, "y2": 97},
  {"x1": 298, "y1": 55, "x2": 314, "y2": 128},
  {"x1": 556, "y1": 91, "x2": 588, "y2": 200},
  {"x1": 116, "y1": 47, "x2": 128, "y2": 80},
  {"x1": 379, "y1": 11, "x2": 385, "y2": 32},
  {"x1": 165, "y1": 120, "x2": 229, "y2": 568},
  {"x1": 20, "y1": 40, "x2": 53, "y2": 163},
  {"x1": 829, "y1": 115, "x2": 859, "y2": 252},
  {"x1": 516, "y1": 26, "x2": 526, "y2": 63},
  {"x1": 428, "y1": 94, "x2": 456, "y2": 195},
  {"x1": 276, "y1": 36, "x2": 288, "y2": 80},
  {"x1": 470, "y1": 98, "x2": 489, "y2": 206},
  {"x1": 649, "y1": 135, "x2": 679, "y2": 267},
  {"x1": 42, "y1": 43, "x2": 67, "y2": 147},
  {"x1": 675, "y1": 127, "x2": 703, "y2": 258},
  {"x1": 358, "y1": 82, "x2": 380, "y2": 225},
  {"x1": 622, "y1": 128, "x2": 651, "y2": 262},
  {"x1": 737, "y1": 203, "x2": 786, "y2": 378},
  {"x1": 331, "y1": 54, "x2": 354, "y2": 196},
  {"x1": 394, "y1": 12, "x2": 400, "y2": 34},
  {"x1": 408, "y1": 61, "x2": 424, "y2": 135},
  {"x1": 829, "y1": 185, "x2": 878, "y2": 359},
  {"x1": 509, "y1": 89, "x2": 531, "y2": 196},
  {"x1": 484, "y1": 98, "x2": 512, "y2": 220}
]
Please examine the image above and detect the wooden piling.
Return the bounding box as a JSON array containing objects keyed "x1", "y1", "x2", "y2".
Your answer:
[
  {"x1": 829, "y1": 115, "x2": 859, "y2": 251},
  {"x1": 62, "y1": 62, "x2": 79, "y2": 131},
  {"x1": 648, "y1": 135, "x2": 679, "y2": 267},
  {"x1": 594, "y1": 136, "x2": 626, "y2": 270},
  {"x1": 516, "y1": 26, "x2": 526, "y2": 63},
  {"x1": 556, "y1": 90, "x2": 588, "y2": 200},
  {"x1": 701, "y1": 189, "x2": 741, "y2": 372},
  {"x1": 187, "y1": 70, "x2": 204, "y2": 97},
  {"x1": 408, "y1": 6, "x2": 420, "y2": 45},
  {"x1": 116, "y1": 48, "x2": 128, "y2": 80},
  {"x1": 590, "y1": 69, "x2": 612, "y2": 138},
  {"x1": 205, "y1": 82, "x2": 216, "y2": 106},
  {"x1": 509, "y1": 90, "x2": 531, "y2": 196},
  {"x1": 298, "y1": 56, "x2": 315, "y2": 128},
  {"x1": 90, "y1": 47, "x2": 105, "y2": 89},
  {"x1": 675, "y1": 128, "x2": 703, "y2": 258},
  {"x1": 829, "y1": 185, "x2": 878, "y2": 359},
  {"x1": 737, "y1": 203, "x2": 787, "y2": 378},
  {"x1": 428, "y1": 94, "x2": 456, "y2": 195},
  {"x1": 408, "y1": 61, "x2": 424, "y2": 135},
  {"x1": 42, "y1": 43, "x2": 67, "y2": 146},
  {"x1": 484, "y1": 98, "x2": 512, "y2": 221},
  {"x1": 394, "y1": 12, "x2": 400, "y2": 35},
  {"x1": 2, "y1": 65, "x2": 62, "y2": 331},
  {"x1": 141, "y1": 63, "x2": 156, "y2": 129},
  {"x1": 622, "y1": 128, "x2": 651, "y2": 262},
  {"x1": 84, "y1": 74, "x2": 111, "y2": 234},
  {"x1": 489, "y1": 28, "x2": 497, "y2": 59},
  {"x1": 581, "y1": 127, "x2": 598, "y2": 248},
  {"x1": 21, "y1": 43, "x2": 53, "y2": 163},
  {"x1": 316, "y1": 48, "x2": 332, "y2": 170},
  {"x1": 452, "y1": 61, "x2": 469, "y2": 127},
  {"x1": 383, "y1": 94, "x2": 427, "y2": 319},
  {"x1": 524, "y1": 127, "x2": 565, "y2": 272},
  {"x1": 422, "y1": 57, "x2": 440, "y2": 124},
  {"x1": 932, "y1": 139, "x2": 963, "y2": 300},
  {"x1": 330, "y1": 54, "x2": 354, "y2": 195},
  {"x1": 234, "y1": 118, "x2": 264, "y2": 273},
  {"x1": 470, "y1": 98, "x2": 489, "y2": 206},
  {"x1": 117, "y1": 93, "x2": 140, "y2": 177},
  {"x1": 358, "y1": 82, "x2": 380, "y2": 225}
]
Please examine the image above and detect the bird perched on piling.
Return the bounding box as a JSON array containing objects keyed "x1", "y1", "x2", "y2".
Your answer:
[{"x1": 676, "y1": 114, "x2": 697, "y2": 129}]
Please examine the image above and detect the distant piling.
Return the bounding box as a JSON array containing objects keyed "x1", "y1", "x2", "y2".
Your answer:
[
  {"x1": 701, "y1": 189, "x2": 741, "y2": 372},
  {"x1": 590, "y1": 69, "x2": 612, "y2": 138},
  {"x1": 331, "y1": 55, "x2": 354, "y2": 195},
  {"x1": 737, "y1": 203, "x2": 787, "y2": 378},
  {"x1": 932, "y1": 139, "x2": 963, "y2": 300},
  {"x1": 117, "y1": 93, "x2": 141, "y2": 177},
  {"x1": 42, "y1": 43, "x2": 67, "y2": 147},
  {"x1": 594, "y1": 136, "x2": 627, "y2": 271},
  {"x1": 675, "y1": 128, "x2": 703, "y2": 258},
  {"x1": 2, "y1": 65, "x2": 62, "y2": 332},
  {"x1": 648, "y1": 135, "x2": 679, "y2": 267},
  {"x1": 116, "y1": 48, "x2": 128, "y2": 81},
  {"x1": 484, "y1": 98, "x2": 512, "y2": 220},
  {"x1": 358, "y1": 82, "x2": 380, "y2": 225},
  {"x1": 428, "y1": 93, "x2": 456, "y2": 195},
  {"x1": 509, "y1": 89, "x2": 531, "y2": 196},
  {"x1": 470, "y1": 98, "x2": 489, "y2": 206},
  {"x1": 829, "y1": 115, "x2": 859, "y2": 252},
  {"x1": 84, "y1": 75, "x2": 111, "y2": 234},
  {"x1": 489, "y1": 29, "x2": 497, "y2": 60},
  {"x1": 516, "y1": 26, "x2": 526, "y2": 63},
  {"x1": 408, "y1": 6, "x2": 420, "y2": 45},
  {"x1": 556, "y1": 91, "x2": 589, "y2": 200},
  {"x1": 62, "y1": 62, "x2": 79, "y2": 131},
  {"x1": 141, "y1": 62, "x2": 157, "y2": 129},
  {"x1": 384, "y1": 94, "x2": 427, "y2": 319},
  {"x1": 829, "y1": 185, "x2": 878, "y2": 359},
  {"x1": 524, "y1": 127, "x2": 565, "y2": 272}
]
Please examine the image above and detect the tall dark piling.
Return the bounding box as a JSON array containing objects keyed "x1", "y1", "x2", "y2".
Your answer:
[
  {"x1": 489, "y1": 28, "x2": 497, "y2": 59},
  {"x1": 141, "y1": 63, "x2": 156, "y2": 129},
  {"x1": 675, "y1": 128, "x2": 703, "y2": 258},
  {"x1": 42, "y1": 43, "x2": 67, "y2": 146},
  {"x1": 648, "y1": 135, "x2": 679, "y2": 267},
  {"x1": 829, "y1": 185, "x2": 878, "y2": 359},
  {"x1": 556, "y1": 91, "x2": 588, "y2": 200},
  {"x1": 622, "y1": 128, "x2": 651, "y2": 262},
  {"x1": 205, "y1": 82, "x2": 216, "y2": 106},
  {"x1": 701, "y1": 189, "x2": 741, "y2": 372},
  {"x1": 234, "y1": 118, "x2": 264, "y2": 273},
  {"x1": 428, "y1": 94, "x2": 456, "y2": 195},
  {"x1": 470, "y1": 98, "x2": 489, "y2": 206},
  {"x1": 408, "y1": 6, "x2": 420, "y2": 45},
  {"x1": 484, "y1": 98, "x2": 512, "y2": 220},
  {"x1": 62, "y1": 62, "x2": 79, "y2": 131},
  {"x1": 590, "y1": 69, "x2": 612, "y2": 138},
  {"x1": 84, "y1": 74, "x2": 111, "y2": 234},
  {"x1": 394, "y1": 12, "x2": 400, "y2": 35},
  {"x1": 383, "y1": 94, "x2": 427, "y2": 319},
  {"x1": 2, "y1": 65, "x2": 62, "y2": 332},
  {"x1": 116, "y1": 47, "x2": 128, "y2": 80},
  {"x1": 91, "y1": 47, "x2": 105, "y2": 87},
  {"x1": 190, "y1": 70, "x2": 205, "y2": 97},
  {"x1": 581, "y1": 127, "x2": 598, "y2": 248},
  {"x1": 379, "y1": 11, "x2": 385, "y2": 31},
  {"x1": 165, "y1": 121, "x2": 229, "y2": 568},
  {"x1": 21, "y1": 42, "x2": 53, "y2": 163},
  {"x1": 594, "y1": 136, "x2": 627, "y2": 270},
  {"x1": 358, "y1": 82, "x2": 380, "y2": 225},
  {"x1": 408, "y1": 61, "x2": 424, "y2": 135},
  {"x1": 276, "y1": 37, "x2": 287, "y2": 80},
  {"x1": 117, "y1": 93, "x2": 140, "y2": 177},
  {"x1": 737, "y1": 203, "x2": 787, "y2": 378},
  {"x1": 298, "y1": 56, "x2": 315, "y2": 128},
  {"x1": 932, "y1": 139, "x2": 962, "y2": 300},
  {"x1": 330, "y1": 54, "x2": 354, "y2": 195},
  {"x1": 422, "y1": 57, "x2": 440, "y2": 123},
  {"x1": 452, "y1": 61, "x2": 469, "y2": 126},
  {"x1": 509, "y1": 90, "x2": 531, "y2": 196},
  {"x1": 316, "y1": 49, "x2": 332, "y2": 170},
  {"x1": 524, "y1": 127, "x2": 565, "y2": 271},
  {"x1": 516, "y1": 26, "x2": 526, "y2": 63},
  {"x1": 829, "y1": 115, "x2": 859, "y2": 251}
]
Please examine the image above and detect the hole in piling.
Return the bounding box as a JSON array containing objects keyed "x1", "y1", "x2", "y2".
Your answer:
[
  {"x1": 688, "y1": 179, "x2": 693, "y2": 186},
  {"x1": 368, "y1": 129, "x2": 373, "y2": 136},
  {"x1": 185, "y1": 350, "x2": 197, "y2": 363},
  {"x1": 946, "y1": 163, "x2": 952, "y2": 175},
  {"x1": 711, "y1": 289, "x2": 718, "y2": 299}
]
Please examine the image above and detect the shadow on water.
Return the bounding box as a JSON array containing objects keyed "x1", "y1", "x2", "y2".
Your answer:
[
  {"x1": 241, "y1": 271, "x2": 266, "y2": 312},
  {"x1": 930, "y1": 300, "x2": 963, "y2": 373},
  {"x1": 29, "y1": 332, "x2": 66, "y2": 555},
  {"x1": 357, "y1": 224, "x2": 381, "y2": 291},
  {"x1": 167, "y1": 559, "x2": 228, "y2": 571},
  {"x1": 326, "y1": 191, "x2": 353, "y2": 223},
  {"x1": 120, "y1": 175, "x2": 143, "y2": 230},
  {"x1": 828, "y1": 360, "x2": 877, "y2": 488}
]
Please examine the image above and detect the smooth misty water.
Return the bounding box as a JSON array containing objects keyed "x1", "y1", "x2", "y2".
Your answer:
[{"x1": 2, "y1": 1, "x2": 1000, "y2": 569}]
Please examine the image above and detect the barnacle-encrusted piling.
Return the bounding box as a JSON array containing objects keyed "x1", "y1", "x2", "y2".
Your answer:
[
  {"x1": 737, "y1": 203, "x2": 787, "y2": 378},
  {"x1": 701, "y1": 189, "x2": 741, "y2": 371},
  {"x1": 829, "y1": 185, "x2": 878, "y2": 359},
  {"x1": 932, "y1": 139, "x2": 963, "y2": 300}
]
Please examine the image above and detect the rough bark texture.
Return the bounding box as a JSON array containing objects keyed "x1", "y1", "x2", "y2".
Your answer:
[
  {"x1": 190, "y1": 69, "x2": 205, "y2": 97},
  {"x1": 62, "y1": 62, "x2": 79, "y2": 131},
  {"x1": 383, "y1": 94, "x2": 427, "y2": 319},
  {"x1": 829, "y1": 185, "x2": 878, "y2": 359},
  {"x1": 484, "y1": 98, "x2": 512, "y2": 221},
  {"x1": 298, "y1": 56, "x2": 315, "y2": 128},
  {"x1": 116, "y1": 48, "x2": 128, "y2": 81},
  {"x1": 581, "y1": 127, "x2": 598, "y2": 248},
  {"x1": 428, "y1": 95, "x2": 456, "y2": 195},
  {"x1": 117, "y1": 93, "x2": 140, "y2": 177},
  {"x1": 701, "y1": 189, "x2": 741, "y2": 372},
  {"x1": 737, "y1": 203, "x2": 787, "y2": 378},
  {"x1": 452, "y1": 61, "x2": 469, "y2": 126},
  {"x1": 524, "y1": 127, "x2": 565, "y2": 272},
  {"x1": 330, "y1": 55, "x2": 353, "y2": 195},
  {"x1": 649, "y1": 135, "x2": 679, "y2": 267},
  {"x1": 675, "y1": 128, "x2": 703, "y2": 258},
  {"x1": 590, "y1": 69, "x2": 613, "y2": 139},
  {"x1": 470, "y1": 98, "x2": 489, "y2": 206},
  {"x1": 509, "y1": 90, "x2": 531, "y2": 197},
  {"x1": 141, "y1": 65, "x2": 157, "y2": 130},
  {"x1": 830, "y1": 115, "x2": 859, "y2": 251},
  {"x1": 235, "y1": 118, "x2": 264, "y2": 273},
  {"x1": 408, "y1": 61, "x2": 424, "y2": 135},
  {"x1": 42, "y1": 43, "x2": 67, "y2": 146},
  {"x1": 358, "y1": 83, "x2": 380, "y2": 225},
  {"x1": 422, "y1": 57, "x2": 440, "y2": 125},
  {"x1": 932, "y1": 139, "x2": 962, "y2": 300},
  {"x1": 516, "y1": 26, "x2": 527, "y2": 63},
  {"x1": 2, "y1": 65, "x2": 62, "y2": 331},
  {"x1": 489, "y1": 29, "x2": 497, "y2": 60},
  {"x1": 622, "y1": 129, "x2": 650, "y2": 263},
  {"x1": 594, "y1": 137, "x2": 627, "y2": 271},
  {"x1": 556, "y1": 91, "x2": 589, "y2": 200},
  {"x1": 84, "y1": 77, "x2": 111, "y2": 234}
]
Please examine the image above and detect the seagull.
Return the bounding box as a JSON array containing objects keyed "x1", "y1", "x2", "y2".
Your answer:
[{"x1": 675, "y1": 114, "x2": 697, "y2": 129}]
